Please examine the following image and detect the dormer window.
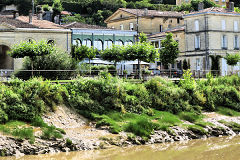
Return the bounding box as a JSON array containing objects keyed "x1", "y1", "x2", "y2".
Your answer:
[{"x1": 120, "y1": 14, "x2": 123, "y2": 18}]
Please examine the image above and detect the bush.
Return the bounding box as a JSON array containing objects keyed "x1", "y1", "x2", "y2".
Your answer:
[
  {"x1": 145, "y1": 77, "x2": 193, "y2": 113},
  {"x1": 14, "y1": 49, "x2": 78, "y2": 80}
]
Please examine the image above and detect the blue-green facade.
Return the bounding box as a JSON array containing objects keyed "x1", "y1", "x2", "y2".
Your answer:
[{"x1": 71, "y1": 29, "x2": 137, "y2": 48}]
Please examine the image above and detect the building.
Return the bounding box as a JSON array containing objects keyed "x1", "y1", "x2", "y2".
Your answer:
[
  {"x1": 176, "y1": 0, "x2": 229, "y2": 7},
  {"x1": 64, "y1": 22, "x2": 138, "y2": 74},
  {"x1": 105, "y1": 8, "x2": 184, "y2": 34},
  {"x1": 148, "y1": 26, "x2": 185, "y2": 70},
  {"x1": 0, "y1": 13, "x2": 71, "y2": 70},
  {"x1": 183, "y1": 6, "x2": 240, "y2": 75}
]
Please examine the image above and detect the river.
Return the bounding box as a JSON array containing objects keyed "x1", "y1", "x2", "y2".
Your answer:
[{"x1": 1, "y1": 136, "x2": 240, "y2": 160}]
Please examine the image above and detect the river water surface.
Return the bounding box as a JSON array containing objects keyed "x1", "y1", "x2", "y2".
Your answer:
[{"x1": 2, "y1": 136, "x2": 240, "y2": 160}]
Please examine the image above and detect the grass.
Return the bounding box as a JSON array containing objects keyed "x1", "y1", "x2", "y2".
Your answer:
[
  {"x1": 93, "y1": 110, "x2": 182, "y2": 138},
  {"x1": 216, "y1": 107, "x2": 240, "y2": 117},
  {"x1": 178, "y1": 112, "x2": 203, "y2": 123},
  {"x1": 0, "y1": 118, "x2": 66, "y2": 143},
  {"x1": 187, "y1": 125, "x2": 207, "y2": 135},
  {"x1": 41, "y1": 125, "x2": 63, "y2": 140},
  {"x1": 0, "y1": 121, "x2": 35, "y2": 143},
  {"x1": 218, "y1": 120, "x2": 240, "y2": 132}
]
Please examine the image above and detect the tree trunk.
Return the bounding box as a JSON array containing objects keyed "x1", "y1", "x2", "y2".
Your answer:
[
  {"x1": 138, "y1": 59, "x2": 141, "y2": 79},
  {"x1": 89, "y1": 58, "x2": 91, "y2": 75}
]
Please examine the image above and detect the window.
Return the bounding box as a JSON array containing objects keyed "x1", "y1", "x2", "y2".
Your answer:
[
  {"x1": 234, "y1": 35, "x2": 239, "y2": 49},
  {"x1": 47, "y1": 40, "x2": 55, "y2": 46},
  {"x1": 120, "y1": 24, "x2": 124, "y2": 30},
  {"x1": 196, "y1": 58, "x2": 200, "y2": 71},
  {"x1": 177, "y1": 18, "x2": 180, "y2": 24},
  {"x1": 129, "y1": 23, "x2": 134, "y2": 30},
  {"x1": 94, "y1": 40, "x2": 103, "y2": 50},
  {"x1": 82, "y1": 39, "x2": 92, "y2": 48},
  {"x1": 73, "y1": 39, "x2": 81, "y2": 46},
  {"x1": 222, "y1": 35, "x2": 227, "y2": 49},
  {"x1": 195, "y1": 35, "x2": 200, "y2": 49},
  {"x1": 195, "y1": 20, "x2": 199, "y2": 31},
  {"x1": 221, "y1": 20, "x2": 226, "y2": 30},
  {"x1": 104, "y1": 40, "x2": 113, "y2": 49},
  {"x1": 160, "y1": 25, "x2": 163, "y2": 32},
  {"x1": 234, "y1": 21, "x2": 238, "y2": 32}
]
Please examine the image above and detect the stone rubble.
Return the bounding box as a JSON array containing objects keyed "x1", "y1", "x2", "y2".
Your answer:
[{"x1": 1, "y1": 108, "x2": 240, "y2": 157}]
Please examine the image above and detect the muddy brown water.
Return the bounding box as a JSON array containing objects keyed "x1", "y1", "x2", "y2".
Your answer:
[{"x1": 1, "y1": 136, "x2": 240, "y2": 160}]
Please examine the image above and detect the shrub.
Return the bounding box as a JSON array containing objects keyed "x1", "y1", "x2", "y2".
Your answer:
[
  {"x1": 145, "y1": 77, "x2": 193, "y2": 113},
  {"x1": 41, "y1": 125, "x2": 63, "y2": 140},
  {"x1": 125, "y1": 118, "x2": 156, "y2": 138},
  {"x1": 14, "y1": 49, "x2": 78, "y2": 80}
]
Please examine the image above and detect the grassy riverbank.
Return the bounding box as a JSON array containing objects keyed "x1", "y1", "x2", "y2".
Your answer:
[{"x1": 1, "y1": 72, "x2": 240, "y2": 142}]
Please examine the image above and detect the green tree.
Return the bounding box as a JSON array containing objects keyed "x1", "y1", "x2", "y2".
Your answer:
[
  {"x1": 9, "y1": 40, "x2": 54, "y2": 76},
  {"x1": 101, "y1": 45, "x2": 123, "y2": 67},
  {"x1": 210, "y1": 55, "x2": 221, "y2": 75},
  {"x1": 71, "y1": 45, "x2": 96, "y2": 74},
  {"x1": 123, "y1": 39, "x2": 158, "y2": 79},
  {"x1": 62, "y1": 14, "x2": 86, "y2": 24},
  {"x1": 15, "y1": 49, "x2": 78, "y2": 80},
  {"x1": 159, "y1": 33, "x2": 179, "y2": 72},
  {"x1": 224, "y1": 53, "x2": 240, "y2": 74},
  {"x1": 52, "y1": 0, "x2": 63, "y2": 22}
]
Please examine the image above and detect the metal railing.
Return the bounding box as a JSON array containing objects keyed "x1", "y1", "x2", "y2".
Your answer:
[{"x1": 0, "y1": 69, "x2": 239, "y2": 81}]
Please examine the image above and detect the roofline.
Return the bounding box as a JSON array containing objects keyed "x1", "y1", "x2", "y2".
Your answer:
[
  {"x1": 104, "y1": 8, "x2": 135, "y2": 23},
  {"x1": 15, "y1": 28, "x2": 71, "y2": 33},
  {"x1": 184, "y1": 11, "x2": 240, "y2": 17},
  {"x1": 72, "y1": 28, "x2": 137, "y2": 35}
]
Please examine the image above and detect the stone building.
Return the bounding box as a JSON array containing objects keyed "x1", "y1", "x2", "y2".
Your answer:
[
  {"x1": 104, "y1": 8, "x2": 184, "y2": 34},
  {"x1": 64, "y1": 22, "x2": 138, "y2": 74},
  {"x1": 183, "y1": 6, "x2": 240, "y2": 75},
  {"x1": 148, "y1": 26, "x2": 185, "y2": 69},
  {"x1": 0, "y1": 14, "x2": 71, "y2": 70},
  {"x1": 176, "y1": 0, "x2": 229, "y2": 7}
]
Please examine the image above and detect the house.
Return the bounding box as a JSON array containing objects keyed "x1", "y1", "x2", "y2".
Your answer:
[
  {"x1": 0, "y1": 12, "x2": 71, "y2": 70},
  {"x1": 176, "y1": 0, "x2": 229, "y2": 7},
  {"x1": 104, "y1": 8, "x2": 184, "y2": 34},
  {"x1": 183, "y1": 4, "x2": 240, "y2": 76},
  {"x1": 148, "y1": 25, "x2": 185, "y2": 70},
  {"x1": 64, "y1": 22, "x2": 138, "y2": 74}
]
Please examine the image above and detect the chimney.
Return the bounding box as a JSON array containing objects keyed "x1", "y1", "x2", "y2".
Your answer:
[
  {"x1": 37, "y1": 10, "x2": 43, "y2": 20},
  {"x1": 29, "y1": 10, "x2": 32, "y2": 24},
  {"x1": 144, "y1": 8, "x2": 148, "y2": 16},
  {"x1": 13, "y1": 10, "x2": 19, "y2": 19},
  {"x1": 198, "y1": 2, "x2": 204, "y2": 11},
  {"x1": 228, "y1": 2, "x2": 234, "y2": 12}
]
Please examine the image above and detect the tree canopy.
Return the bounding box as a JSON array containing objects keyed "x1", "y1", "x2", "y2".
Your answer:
[{"x1": 159, "y1": 33, "x2": 179, "y2": 67}]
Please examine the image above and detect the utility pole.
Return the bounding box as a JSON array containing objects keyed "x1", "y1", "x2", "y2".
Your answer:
[{"x1": 136, "y1": 10, "x2": 139, "y2": 42}]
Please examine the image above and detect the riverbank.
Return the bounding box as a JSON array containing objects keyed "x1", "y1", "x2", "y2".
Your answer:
[
  {"x1": 1, "y1": 73, "x2": 240, "y2": 157},
  {"x1": 1, "y1": 105, "x2": 240, "y2": 158}
]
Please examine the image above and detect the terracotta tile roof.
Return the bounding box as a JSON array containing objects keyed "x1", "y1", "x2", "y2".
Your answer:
[
  {"x1": 63, "y1": 22, "x2": 108, "y2": 29},
  {"x1": 148, "y1": 26, "x2": 185, "y2": 38},
  {"x1": 17, "y1": 16, "x2": 64, "y2": 29},
  {"x1": 119, "y1": 8, "x2": 183, "y2": 18},
  {"x1": 186, "y1": 7, "x2": 240, "y2": 16},
  {"x1": 0, "y1": 15, "x2": 38, "y2": 28},
  {"x1": 61, "y1": 11, "x2": 71, "y2": 15}
]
